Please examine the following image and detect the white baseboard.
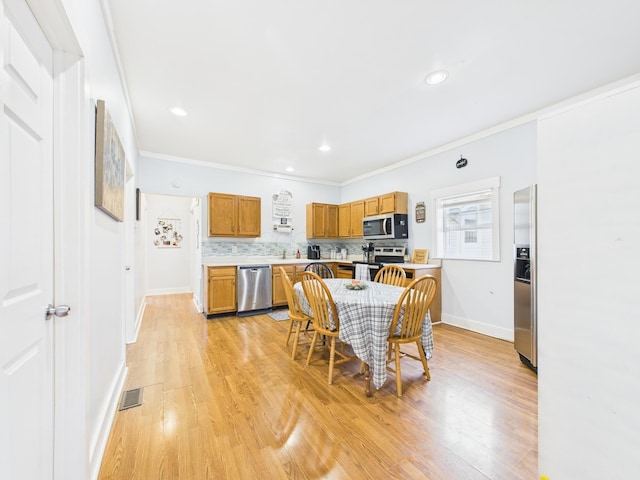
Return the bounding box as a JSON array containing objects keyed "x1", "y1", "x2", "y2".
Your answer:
[
  {"x1": 192, "y1": 293, "x2": 203, "y2": 313},
  {"x1": 146, "y1": 286, "x2": 192, "y2": 296},
  {"x1": 89, "y1": 361, "x2": 128, "y2": 480},
  {"x1": 127, "y1": 298, "x2": 147, "y2": 345},
  {"x1": 441, "y1": 313, "x2": 514, "y2": 342}
]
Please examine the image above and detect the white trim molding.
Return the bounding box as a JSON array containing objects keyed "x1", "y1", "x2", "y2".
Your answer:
[{"x1": 442, "y1": 313, "x2": 514, "y2": 342}]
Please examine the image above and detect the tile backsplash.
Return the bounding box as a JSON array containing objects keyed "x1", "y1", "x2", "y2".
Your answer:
[{"x1": 201, "y1": 239, "x2": 408, "y2": 258}]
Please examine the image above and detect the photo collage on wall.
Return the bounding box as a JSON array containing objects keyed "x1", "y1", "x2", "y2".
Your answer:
[{"x1": 153, "y1": 218, "x2": 183, "y2": 248}]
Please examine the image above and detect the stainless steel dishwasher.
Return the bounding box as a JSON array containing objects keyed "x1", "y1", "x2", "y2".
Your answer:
[{"x1": 237, "y1": 265, "x2": 272, "y2": 316}]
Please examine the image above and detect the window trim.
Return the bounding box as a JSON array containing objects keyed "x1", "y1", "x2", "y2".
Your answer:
[{"x1": 431, "y1": 176, "x2": 501, "y2": 261}]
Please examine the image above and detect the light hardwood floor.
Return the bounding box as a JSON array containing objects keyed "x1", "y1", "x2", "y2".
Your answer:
[{"x1": 98, "y1": 293, "x2": 537, "y2": 480}]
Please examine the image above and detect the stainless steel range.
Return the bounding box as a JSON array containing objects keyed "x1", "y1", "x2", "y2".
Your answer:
[{"x1": 352, "y1": 246, "x2": 406, "y2": 281}]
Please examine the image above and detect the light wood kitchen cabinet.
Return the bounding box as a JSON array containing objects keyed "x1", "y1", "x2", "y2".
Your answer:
[
  {"x1": 206, "y1": 266, "x2": 237, "y2": 315},
  {"x1": 326, "y1": 204, "x2": 338, "y2": 237},
  {"x1": 338, "y1": 200, "x2": 364, "y2": 238},
  {"x1": 364, "y1": 192, "x2": 409, "y2": 217},
  {"x1": 208, "y1": 192, "x2": 261, "y2": 237},
  {"x1": 349, "y1": 201, "x2": 365, "y2": 238},
  {"x1": 402, "y1": 266, "x2": 442, "y2": 322},
  {"x1": 294, "y1": 264, "x2": 308, "y2": 282},
  {"x1": 237, "y1": 196, "x2": 261, "y2": 236},
  {"x1": 338, "y1": 192, "x2": 410, "y2": 238},
  {"x1": 272, "y1": 264, "x2": 295, "y2": 307},
  {"x1": 306, "y1": 203, "x2": 338, "y2": 238},
  {"x1": 365, "y1": 196, "x2": 381, "y2": 216},
  {"x1": 295, "y1": 261, "x2": 338, "y2": 278},
  {"x1": 378, "y1": 191, "x2": 408, "y2": 214},
  {"x1": 338, "y1": 203, "x2": 351, "y2": 237},
  {"x1": 336, "y1": 262, "x2": 354, "y2": 279}
]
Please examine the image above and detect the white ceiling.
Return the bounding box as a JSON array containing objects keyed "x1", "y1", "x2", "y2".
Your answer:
[{"x1": 107, "y1": 0, "x2": 640, "y2": 184}]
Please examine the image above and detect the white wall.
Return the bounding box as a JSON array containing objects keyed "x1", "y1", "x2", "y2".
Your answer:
[
  {"x1": 138, "y1": 156, "x2": 342, "y2": 249},
  {"x1": 49, "y1": 0, "x2": 141, "y2": 477},
  {"x1": 342, "y1": 122, "x2": 537, "y2": 339},
  {"x1": 144, "y1": 194, "x2": 193, "y2": 295},
  {"x1": 537, "y1": 84, "x2": 640, "y2": 478}
]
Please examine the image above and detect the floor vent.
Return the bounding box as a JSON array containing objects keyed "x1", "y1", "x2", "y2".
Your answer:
[{"x1": 119, "y1": 387, "x2": 143, "y2": 410}]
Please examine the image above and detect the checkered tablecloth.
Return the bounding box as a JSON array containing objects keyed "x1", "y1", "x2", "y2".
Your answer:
[{"x1": 293, "y1": 279, "x2": 434, "y2": 389}]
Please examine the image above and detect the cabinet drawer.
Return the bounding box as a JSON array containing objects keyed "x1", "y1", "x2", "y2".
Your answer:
[
  {"x1": 337, "y1": 263, "x2": 353, "y2": 279},
  {"x1": 209, "y1": 266, "x2": 236, "y2": 277}
]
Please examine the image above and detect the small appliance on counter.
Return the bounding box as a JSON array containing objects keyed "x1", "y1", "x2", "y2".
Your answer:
[
  {"x1": 361, "y1": 242, "x2": 375, "y2": 262},
  {"x1": 307, "y1": 244, "x2": 321, "y2": 259}
]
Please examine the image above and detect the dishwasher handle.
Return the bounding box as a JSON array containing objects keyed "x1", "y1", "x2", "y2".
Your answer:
[{"x1": 238, "y1": 265, "x2": 271, "y2": 271}]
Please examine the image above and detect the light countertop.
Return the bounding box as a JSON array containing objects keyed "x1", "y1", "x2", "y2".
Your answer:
[{"x1": 202, "y1": 256, "x2": 441, "y2": 269}]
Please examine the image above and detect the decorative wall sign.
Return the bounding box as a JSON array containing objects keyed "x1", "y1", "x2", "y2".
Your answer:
[
  {"x1": 415, "y1": 202, "x2": 426, "y2": 223},
  {"x1": 272, "y1": 190, "x2": 293, "y2": 218},
  {"x1": 94, "y1": 99, "x2": 126, "y2": 221},
  {"x1": 272, "y1": 190, "x2": 294, "y2": 232},
  {"x1": 153, "y1": 218, "x2": 183, "y2": 248}
]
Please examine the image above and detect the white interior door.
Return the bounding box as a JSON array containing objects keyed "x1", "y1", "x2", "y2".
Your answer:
[{"x1": 0, "y1": 0, "x2": 54, "y2": 478}]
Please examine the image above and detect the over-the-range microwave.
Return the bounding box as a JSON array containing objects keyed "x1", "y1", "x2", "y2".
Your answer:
[{"x1": 362, "y1": 213, "x2": 409, "y2": 240}]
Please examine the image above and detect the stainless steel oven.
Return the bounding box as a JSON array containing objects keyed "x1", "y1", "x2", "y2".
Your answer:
[{"x1": 352, "y1": 246, "x2": 406, "y2": 281}]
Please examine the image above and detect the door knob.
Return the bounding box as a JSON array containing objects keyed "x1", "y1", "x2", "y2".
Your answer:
[{"x1": 45, "y1": 304, "x2": 71, "y2": 319}]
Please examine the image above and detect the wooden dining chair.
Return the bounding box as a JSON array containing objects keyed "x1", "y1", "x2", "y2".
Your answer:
[
  {"x1": 300, "y1": 271, "x2": 356, "y2": 384},
  {"x1": 387, "y1": 275, "x2": 437, "y2": 396},
  {"x1": 278, "y1": 267, "x2": 314, "y2": 360},
  {"x1": 304, "y1": 262, "x2": 334, "y2": 278},
  {"x1": 373, "y1": 264, "x2": 407, "y2": 287}
]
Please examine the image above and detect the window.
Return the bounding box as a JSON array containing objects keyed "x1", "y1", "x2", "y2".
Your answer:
[{"x1": 431, "y1": 177, "x2": 501, "y2": 261}]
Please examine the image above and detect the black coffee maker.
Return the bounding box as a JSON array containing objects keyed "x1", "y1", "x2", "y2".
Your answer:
[{"x1": 307, "y1": 245, "x2": 321, "y2": 259}]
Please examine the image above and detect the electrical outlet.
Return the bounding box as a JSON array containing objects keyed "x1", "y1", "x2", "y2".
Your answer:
[{"x1": 232, "y1": 245, "x2": 238, "y2": 254}]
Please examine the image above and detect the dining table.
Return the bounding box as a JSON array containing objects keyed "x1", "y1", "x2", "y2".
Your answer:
[{"x1": 293, "y1": 278, "x2": 434, "y2": 396}]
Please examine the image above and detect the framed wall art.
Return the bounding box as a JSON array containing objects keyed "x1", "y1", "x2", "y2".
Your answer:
[{"x1": 95, "y1": 99, "x2": 125, "y2": 222}]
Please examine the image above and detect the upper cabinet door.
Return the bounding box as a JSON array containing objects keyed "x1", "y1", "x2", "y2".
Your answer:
[
  {"x1": 379, "y1": 192, "x2": 408, "y2": 214},
  {"x1": 209, "y1": 193, "x2": 237, "y2": 236},
  {"x1": 350, "y1": 201, "x2": 365, "y2": 238},
  {"x1": 208, "y1": 193, "x2": 261, "y2": 237},
  {"x1": 326, "y1": 204, "x2": 338, "y2": 237},
  {"x1": 364, "y1": 197, "x2": 380, "y2": 216},
  {"x1": 306, "y1": 203, "x2": 339, "y2": 238},
  {"x1": 237, "y1": 196, "x2": 261, "y2": 237},
  {"x1": 338, "y1": 203, "x2": 351, "y2": 237}
]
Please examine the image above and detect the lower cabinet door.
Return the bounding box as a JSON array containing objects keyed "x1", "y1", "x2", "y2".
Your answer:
[{"x1": 207, "y1": 267, "x2": 237, "y2": 314}]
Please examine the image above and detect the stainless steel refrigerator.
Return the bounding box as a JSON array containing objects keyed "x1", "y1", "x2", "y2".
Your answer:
[{"x1": 514, "y1": 185, "x2": 537, "y2": 372}]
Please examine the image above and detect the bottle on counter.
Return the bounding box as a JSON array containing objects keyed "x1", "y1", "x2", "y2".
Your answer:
[{"x1": 296, "y1": 249, "x2": 300, "y2": 259}]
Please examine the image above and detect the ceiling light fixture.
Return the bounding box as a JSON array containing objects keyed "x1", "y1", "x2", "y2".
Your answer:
[
  {"x1": 318, "y1": 142, "x2": 331, "y2": 153},
  {"x1": 425, "y1": 70, "x2": 449, "y2": 85},
  {"x1": 285, "y1": 166, "x2": 295, "y2": 172},
  {"x1": 169, "y1": 107, "x2": 188, "y2": 116}
]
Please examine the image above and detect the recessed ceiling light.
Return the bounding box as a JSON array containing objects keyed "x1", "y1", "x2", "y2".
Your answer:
[
  {"x1": 425, "y1": 70, "x2": 449, "y2": 85},
  {"x1": 318, "y1": 142, "x2": 331, "y2": 153},
  {"x1": 169, "y1": 107, "x2": 187, "y2": 116},
  {"x1": 285, "y1": 166, "x2": 295, "y2": 172}
]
